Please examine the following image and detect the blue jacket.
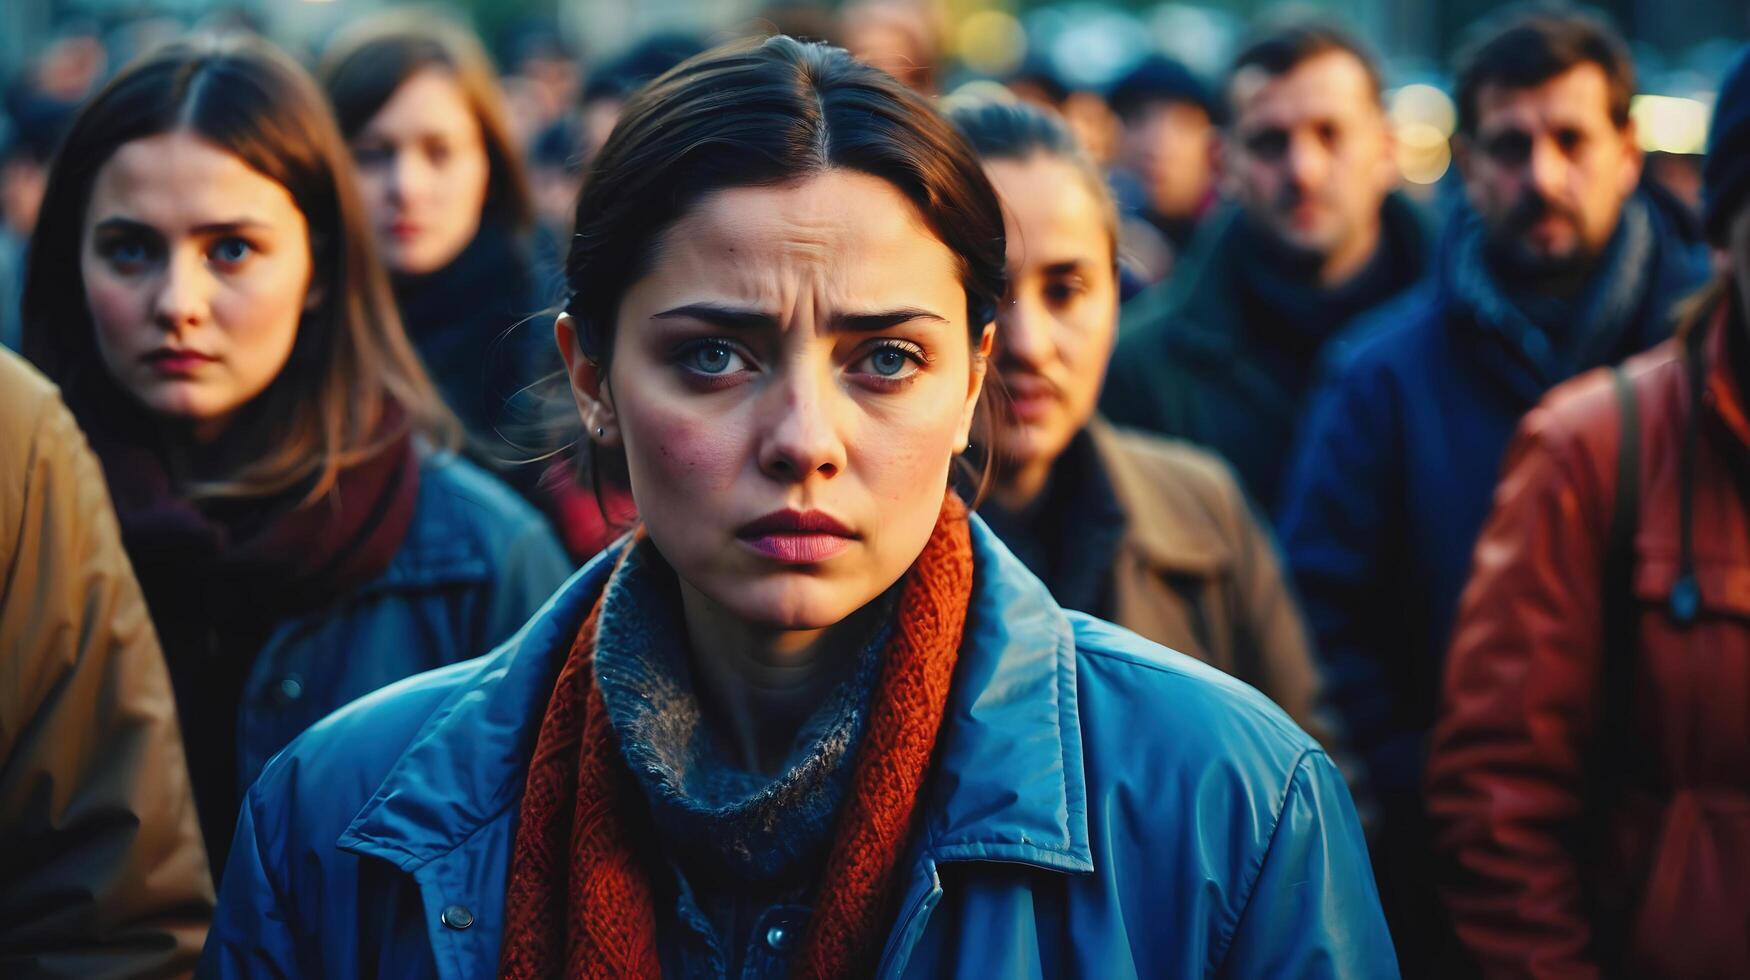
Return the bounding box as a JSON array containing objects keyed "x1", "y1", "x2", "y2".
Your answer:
[
  {"x1": 1274, "y1": 188, "x2": 1707, "y2": 802},
  {"x1": 201, "y1": 517, "x2": 1393, "y2": 978},
  {"x1": 232, "y1": 452, "x2": 572, "y2": 793}
]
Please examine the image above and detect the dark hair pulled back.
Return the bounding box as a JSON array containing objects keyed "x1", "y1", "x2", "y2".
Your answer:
[
  {"x1": 945, "y1": 97, "x2": 1119, "y2": 263},
  {"x1": 563, "y1": 35, "x2": 1006, "y2": 499},
  {"x1": 564, "y1": 35, "x2": 1004, "y2": 366}
]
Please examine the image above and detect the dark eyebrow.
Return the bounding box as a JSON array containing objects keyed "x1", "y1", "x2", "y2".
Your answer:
[
  {"x1": 92, "y1": 217, "x2": 271, "y2": 237},
  {"x1": 652, "y1": 304, "x2": 949, "y2": 332},
  {"x1": 834, "y1": 308, "x2": 949, "y2": 332},
  {"x1": 91, "y1": 217, "x2": 157, "y2": 237},
  {"x1": 652, "y1": 304, "x2": 778, "y2": 330},
  {"x1": 1042, "y1": 260, "x2": 1086, "y2": 277}
]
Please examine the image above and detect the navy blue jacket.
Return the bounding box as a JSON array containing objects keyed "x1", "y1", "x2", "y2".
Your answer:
[
  {"x1": 1274, "y1": 189, "x2": 1707, "y2": 801},
  {"x1": 200, "y1": 518, "x2": 1396, "y2": 978}
]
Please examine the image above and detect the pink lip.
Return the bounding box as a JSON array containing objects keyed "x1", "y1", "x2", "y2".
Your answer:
[
  {"x1": 142, "y1": 348, "x2": 217, "y2": 375},
  {"x1": 388, "y1": 219, "x2": 420, "y2": 241},
  {"x1": 1003, "y1": 377, "x2": 1058, "y2": 423},
  {"x1": 736, "y1": 509, "x2": 857, "y2": 563},
  {"x1": 741, "y1": 533, "x2": 854, "y2": 562}
]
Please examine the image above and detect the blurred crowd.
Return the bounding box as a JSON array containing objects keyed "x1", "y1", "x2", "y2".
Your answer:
[{"x1": 2, "y1": 0, "x2": 1748, "y2": 977}]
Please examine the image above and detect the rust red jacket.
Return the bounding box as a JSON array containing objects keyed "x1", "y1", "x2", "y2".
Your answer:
[{"x1": 1428, "y1": 304, "x2": 1750, "y2": 978}]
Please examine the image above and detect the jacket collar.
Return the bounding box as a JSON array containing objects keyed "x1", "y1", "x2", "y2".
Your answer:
[
  {"x1": 918, "y1": 517, "x2": 1093, "y2": 872},
  {"x1": 337, "y1": 546, "x2": 615, "y2": 871},
  {"x1": 1087, "y1": 419, "x2": 1233, "y2": 577},
  {"x1": 339, "y1": 515, "x2": 1092, "y2": 877}
]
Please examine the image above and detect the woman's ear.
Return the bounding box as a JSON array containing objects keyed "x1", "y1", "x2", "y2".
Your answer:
[
  {"x1": 956, "y1": 321, "x2": 996, "y2": 452},
  {"x1": 555, "y1": 312, "x2": 621, "y2": 447}
]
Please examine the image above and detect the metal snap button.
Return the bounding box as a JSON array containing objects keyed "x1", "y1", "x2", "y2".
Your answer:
[
  {"x1": 765, "y1": 924, "x2": 793, "y2": 952},
  {"x1": 440, "y1": 904, "x2": 474, "y2": 930},
  {"x1": 275, "y1": 675, "x2": 305, "y2": 704}
]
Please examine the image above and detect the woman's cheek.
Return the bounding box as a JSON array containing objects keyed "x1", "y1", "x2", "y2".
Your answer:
[
  {"x1": 85, "y1": 274, "x2": 149, "y2": 363},
  {"x1": 627, "y1": 396, "x2": 746, "y2": 497},
  {"x1": 856, "y1": 402, "x2": 956, "y2": 504}
]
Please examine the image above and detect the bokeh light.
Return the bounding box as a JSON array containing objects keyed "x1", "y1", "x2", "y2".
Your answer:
[
  {"x1": 955, "y1": 9, "x2": 1028, "y2": 78},
  {"x1": 1631, "y1": 94, "x2": 1711, "y2": 155},
  {"x1": 1389, "y1": 83, "x2": 1457, "y2": 185}
]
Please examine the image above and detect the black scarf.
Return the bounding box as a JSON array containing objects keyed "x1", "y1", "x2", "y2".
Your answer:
[
  {"x1": 1450, "y1": 194, "x2": 1656, "y2": 384},
  {"x1": 1233, "y1": 198, "x2": 1427, "y2": 395},
  {"x1": 391, "y1": 217, "x2": 556, "y2": 455},
  {"x1": 979, "y1": 428, "x2": 1127, "y2": 620}
]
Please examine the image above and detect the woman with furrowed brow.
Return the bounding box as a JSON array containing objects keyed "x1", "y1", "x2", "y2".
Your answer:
[{"x1": 204, "y1": 37, "x2": 1395, "y2": 979}]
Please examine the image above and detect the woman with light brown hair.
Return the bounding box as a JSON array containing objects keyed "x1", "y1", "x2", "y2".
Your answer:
[
  {"x1": 321, "y1": 13, "x2": 556, "y2": 467},
  {"x1": 21, "y1": 33, "x2": 569, "y2": 877}
]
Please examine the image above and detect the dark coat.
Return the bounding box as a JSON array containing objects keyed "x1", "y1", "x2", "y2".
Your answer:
[
  {"x1": 1429, "y1": 310, "x2": 1750, "y2": 977},
  {"x1": 1099, "y1": 194, "x2": 1432, "y2": 511},
  {"x1": 393, "y1": 219, "x2": 559, "y2": 471},
  {"x1": 200, "y1": 518, "x2": 1395, "y2": 979}
]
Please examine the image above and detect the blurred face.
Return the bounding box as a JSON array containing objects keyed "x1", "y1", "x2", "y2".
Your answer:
[
  {"x1": 2, "y1": 157, "x2": 47, "y2": 235},
  {"x1": 561, "y1": 170, "x2": 989, "y2": 637},
  {"x1": 579, "y1": 97, "x2": 624, "y2": 166},
  {"x1": 1459, "y1": 64, "x2": 1641, "y2": 279},
  {"x1": 985, "y1": 155, "x2": 1119, "y2": 480},
  {"x1": 1120, "y1": 100, "x2": 1214, "y2": 220},
  {"x1": 81, "y1": 132, "x2": 312, "y2": 442},
  {"x1": 844, "y1": 10, "x2": 933, "y2": 92},
  {"x1": 1227, "y1": 50, "x2": 1395, "y2": 277},
  {"x1": 350, "y1": 68, "x2": 491, "y2": 275}
]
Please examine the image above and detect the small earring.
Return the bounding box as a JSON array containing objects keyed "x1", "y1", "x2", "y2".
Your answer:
[{"x1": 595, "y1": 425, "x2": 605, "y2": 438}]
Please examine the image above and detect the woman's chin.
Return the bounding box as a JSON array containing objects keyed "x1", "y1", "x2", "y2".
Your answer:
[{"x1": 707, "y1": 576, "x2": 878, "y2": 634}]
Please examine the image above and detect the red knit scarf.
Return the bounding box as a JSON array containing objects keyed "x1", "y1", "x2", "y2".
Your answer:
[{"x1": 499, "y1": 493, "x2": 974, "y2": 979}]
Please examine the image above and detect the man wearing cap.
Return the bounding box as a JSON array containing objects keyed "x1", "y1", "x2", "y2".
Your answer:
[
  {"x1": 1277, "y1": 9, "x2": 1707, "y2": 972},
  {"x1": 1107, "y1": 54, "x2": 1220, "y2": 285},
  {"x1": 1101, "y1": 21, "x2": 1431, "y2": 514},
  {"x1": 1426, "y1": 39, "x2": 1750, "y2": 979}
]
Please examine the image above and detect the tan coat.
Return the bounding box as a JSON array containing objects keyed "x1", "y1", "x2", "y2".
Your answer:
[
  {"x1": 0, "y1": 349, "x2": 213, "y2": 978},
  {"x1": 1090, "y1": 419, "x2": 1346, "y2": 760}
]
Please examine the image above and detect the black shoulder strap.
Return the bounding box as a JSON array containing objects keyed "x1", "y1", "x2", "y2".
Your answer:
[
  {"x1": 1606, "y1": 368, "x2": 1640, "y2": 599},
  {"x1": 1602, "y1": 368, "x2": 1640, "y2": 748},
  {"x1": 1588, "y1": 367, "x2": 1641, "y2": 973}
]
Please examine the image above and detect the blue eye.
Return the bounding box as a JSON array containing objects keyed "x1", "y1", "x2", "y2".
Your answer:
[
  {"x1": 684, "y1": 341, "x2": 745, "y2": 375},
  {"x1": 869, "y1": 348, "x2": 909, "y2": 376},
  {"x1": 211, "y1": 238, "x2": 253, "y2": 264},
  {"x1": 103, "y1": 238, "x2": 150, "y2": 270},
  {"x1": 855, "y1": 342, "x2": 923, "y2": 382}
]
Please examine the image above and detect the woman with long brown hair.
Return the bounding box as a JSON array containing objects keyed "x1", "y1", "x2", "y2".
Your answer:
[
  {"x1": 21, "y1": 34, "x2": 570, "y2": 877},
  {"x1": 204, "y1": 37, "x2": 1390, "y2": 977},
  {"x1": 321, "y1": 13, "x2": 556, "y2": 470}
]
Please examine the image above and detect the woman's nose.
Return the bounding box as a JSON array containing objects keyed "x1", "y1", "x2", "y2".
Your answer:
[
  {"x1": 998, "y1": 294, "x2": 1055, "y2": 371},
  {"x1": 152, "y1": 250, "x2": 212, "y2": 332},
  {"x1": 756, "y1": 368, "x2": 847, "y2": 482}
]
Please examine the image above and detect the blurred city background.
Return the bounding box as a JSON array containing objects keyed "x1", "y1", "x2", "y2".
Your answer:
[{"x1": 1, "y1": 0, "x2": 1744, "y2": 323}]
